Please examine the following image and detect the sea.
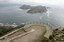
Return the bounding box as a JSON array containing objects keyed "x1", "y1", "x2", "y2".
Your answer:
[{"x1": 0, "y1": 4, "x2": 64, "y2": 27}]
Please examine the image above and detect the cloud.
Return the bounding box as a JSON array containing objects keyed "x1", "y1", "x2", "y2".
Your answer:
[
  {"x1": 0, "y1": 0, "x2": 64, "y2": 5},
  {"x1": 48, "y1": 0, "x2": 64, "y2": 5},
  {"x1": 0, "y1": 0, "x2": 20, "y2": 4}
]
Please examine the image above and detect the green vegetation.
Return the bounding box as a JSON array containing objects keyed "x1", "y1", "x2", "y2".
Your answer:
[
  {"x1": 0, "y1": 24, "x2": 25, "y2": 37},
  {"x1": 0, "y1": 26, "x2": 14, "y2": 37},
  {"x1": 15, "y1": 24, "x2": 25, "y2": 28}
]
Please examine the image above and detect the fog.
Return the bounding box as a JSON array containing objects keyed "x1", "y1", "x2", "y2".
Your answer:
[
  {"x1": 0, "y1": 0, "x2": 64, "y2": 6},
  {"x1": 0, "y1": 0, "x2": 64, "y2": 27}
]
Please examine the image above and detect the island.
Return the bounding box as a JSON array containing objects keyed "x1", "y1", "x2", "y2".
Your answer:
[
  {"x1": 20, "y1": 5, "x2": 47, "y2": 13},
  {"x1": 27, "y1": 6, "x2": 47, "y2": 13}
]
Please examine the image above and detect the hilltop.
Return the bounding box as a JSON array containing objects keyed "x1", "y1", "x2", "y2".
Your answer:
[
  {"x1": 0, "y1": 23, "x2": 64, "y2": 42},
  {"x1": 0, "y1": 23, "x2": 53, "y2": 42}
]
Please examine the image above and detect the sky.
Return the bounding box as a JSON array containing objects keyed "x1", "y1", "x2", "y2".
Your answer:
[{"x1": 0, "y1": 0, "x2": 64, "y2": 5}]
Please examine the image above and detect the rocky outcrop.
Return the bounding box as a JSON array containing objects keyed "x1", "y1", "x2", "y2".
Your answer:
[
  {"x1": 27, "y1": 6, "x2": 47, "y2": 13},
  {"x1": 49, "y1": 27, "x2": 64, "y2": 42}
]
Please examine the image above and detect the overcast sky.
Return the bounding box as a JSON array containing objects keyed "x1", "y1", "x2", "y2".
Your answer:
[{"x1": 0, "y1": 0, "x2": 64, "y2": 5}]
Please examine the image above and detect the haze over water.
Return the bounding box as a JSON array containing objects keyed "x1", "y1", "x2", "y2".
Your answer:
[{"x1": 0, "y1": 0, "x2": 64, "y2": 27}]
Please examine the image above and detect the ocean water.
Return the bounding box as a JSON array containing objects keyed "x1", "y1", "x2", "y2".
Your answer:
[{"x1": 0, "y1": 4, "x2": 64, "y2": 27}]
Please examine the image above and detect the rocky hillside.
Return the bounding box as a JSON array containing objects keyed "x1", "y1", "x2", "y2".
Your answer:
[
  {"x1": 49, "y1": 27, "x2": 64, "y2": 42},
  {"x1": 41, "y1": 26, "x2": 64, "y2": 42}
]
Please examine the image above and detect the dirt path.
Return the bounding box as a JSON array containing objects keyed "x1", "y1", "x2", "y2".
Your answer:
[
  {"x1": 0, "y1": 24, "x2": 53, "y2": 42},
  {"x1": 9, "y1": 25, "x2": 46, "y2": 42}
]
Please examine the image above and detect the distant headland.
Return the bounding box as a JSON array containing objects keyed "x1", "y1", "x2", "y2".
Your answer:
[{"x1": 20, "y1": 5, "x2": 47, "y2": 13}]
